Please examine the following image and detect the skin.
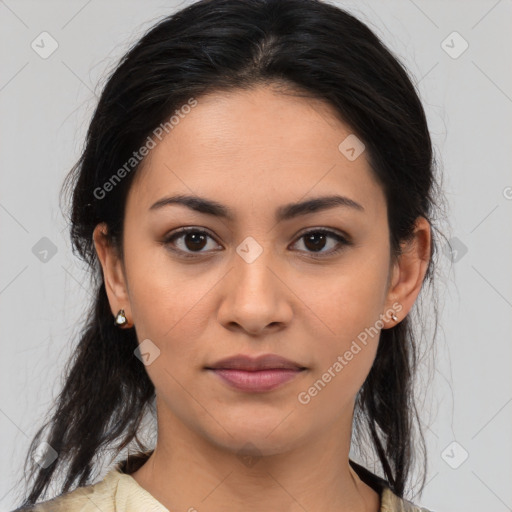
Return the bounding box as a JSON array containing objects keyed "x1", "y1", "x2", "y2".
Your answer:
[{"x1": 93, "y1": 84, "x2": 431, "y2": 512}]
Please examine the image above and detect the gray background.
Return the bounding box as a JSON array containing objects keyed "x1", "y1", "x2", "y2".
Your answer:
[{"x1": 1, "y1": 1, "x2": 511, "y2": 511}]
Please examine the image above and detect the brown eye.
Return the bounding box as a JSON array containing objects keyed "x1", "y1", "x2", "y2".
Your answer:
[
  {"x1": 181, "y1": 231, "x2": 208, "y2": 251},
  {"x1": 163, "y1": 228, "x2": 221, "y2": 257},
  {"x1": 292, "y1": 229, "x2": 350, "y2": 257},
  {"x1": 303, "y1": 232, "x2": 329, "y2": 251},
  {"x1": 163, "y1": 227, "x2": 350, "y2": 260}
]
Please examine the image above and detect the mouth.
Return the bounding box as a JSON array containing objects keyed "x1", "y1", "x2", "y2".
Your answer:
[{"x1": 204, "y1": 354, "x2": 307, "y2": 393}]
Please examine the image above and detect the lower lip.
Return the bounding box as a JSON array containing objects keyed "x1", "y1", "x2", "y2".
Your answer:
[{"x1": 208, "y1": 368, "x2": 304, "y2": 392}]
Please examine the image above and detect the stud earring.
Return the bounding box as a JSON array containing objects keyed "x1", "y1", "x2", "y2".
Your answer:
[
  {"x1": 114, "y1": 309, "x2": 128, "y2": 327},
  {"x1": 391, "y1": 312, "x2": 398, "y2": 322}
]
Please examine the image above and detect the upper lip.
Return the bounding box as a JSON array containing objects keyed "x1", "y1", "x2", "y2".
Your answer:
[{"x1": 206, "y1": 354, "x2": 306, "y2": 371}]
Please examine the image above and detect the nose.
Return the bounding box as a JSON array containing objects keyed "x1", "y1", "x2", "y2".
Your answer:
[{"x1": 216, "y1": 246, "x2": 293, "y2": 336}]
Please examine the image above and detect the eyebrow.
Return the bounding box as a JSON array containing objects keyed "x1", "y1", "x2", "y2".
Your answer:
[{"x1": 149, "y1": 193, "x2": 364, "y2": 222}]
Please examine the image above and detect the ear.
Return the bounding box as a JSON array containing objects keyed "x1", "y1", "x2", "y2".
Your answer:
[
  {"x1": 92, "y1": 222, "x2": 133, "y2": 328},
  {"x1": 382, "y1": 217, "x2": 431, "y2": 328}
]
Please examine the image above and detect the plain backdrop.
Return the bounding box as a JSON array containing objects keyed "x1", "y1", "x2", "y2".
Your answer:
[{"x1": 1, "y1": 1, "x2": 511, "y2": 511}]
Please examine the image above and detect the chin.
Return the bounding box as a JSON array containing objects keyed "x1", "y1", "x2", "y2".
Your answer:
[{"x1": 199, "y1": 409, "x2": 307, "y2": 457}]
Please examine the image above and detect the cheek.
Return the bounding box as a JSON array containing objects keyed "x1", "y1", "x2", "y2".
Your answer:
[
  {"x1": 317, "y1": 253, "x2": 390, "y2": 342},
  {"x1": 295, "y1": 308, "x2": 381, "y2": 420},
  {"x1": 130, "y1": 274, "x2": 217, "y2": 361},
  {"x1": 296, "y1": 254, "x2": 390, "y2": 405},
  {"x1": 122, "y1": 234, "x2": 220, "y2": 361},
  {"x1": 125, "y1": 256, "x2": 219, "y2": 418}
]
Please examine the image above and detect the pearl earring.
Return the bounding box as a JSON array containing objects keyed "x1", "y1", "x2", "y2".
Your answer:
[{"x1": 115, "y1": 309, "x2": 128, "y2": 327}]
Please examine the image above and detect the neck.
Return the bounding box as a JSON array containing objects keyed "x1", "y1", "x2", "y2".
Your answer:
[{"x1": 130, "y1": 403, "x2": 380, "y2": 512}]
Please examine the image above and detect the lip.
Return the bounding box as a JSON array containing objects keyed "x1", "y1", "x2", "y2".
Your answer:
[
  {"x1": 209, "y1": 368, "x2": 305, "y2": 392},
  {"x1": 205, "y1": 354, "x2": 307, "y2": 393},
  {"x1": 206, "y1": 353, "x2": 306, "y2": 371}
]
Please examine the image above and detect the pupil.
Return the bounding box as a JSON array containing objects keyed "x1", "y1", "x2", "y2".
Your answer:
[
  {"x1": 186, "y1": 232, "x2": 207, "y2": 251},
  {"x1": 305, "y1": 233, "x2": 326, "y2": 252}
]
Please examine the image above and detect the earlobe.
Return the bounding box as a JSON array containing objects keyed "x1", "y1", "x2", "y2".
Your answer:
[
  {"x1": 383, "y1": 217, "x2": 431, "y2": 328},
  {"x1": 92, "y1": 223, "x2": 132, "y2": 325}
]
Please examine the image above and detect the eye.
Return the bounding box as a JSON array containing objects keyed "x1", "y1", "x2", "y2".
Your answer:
[
  {"x1": 291, "y1": 229, "x2": 350, "y2": 258},
  {"x1": 162, "y1": 227, "x2": 221, "y2": 257},
  {"x1": 162, "y1": 227, "x2": 350, "y2": 259}
]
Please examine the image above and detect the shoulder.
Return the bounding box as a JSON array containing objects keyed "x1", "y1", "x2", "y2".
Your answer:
[
  {"x1": 381, "y1": 487, "x2": 435, "y2": 512},
  {"x1": 10, "y1": 467, "x2": 124, "y2": 512},
  {"x1": 11, "y1": 464, "x2": 169, "y2": 512},
  {"x1": 348, "y1": 459, "x2": 434, "y2": 512}
]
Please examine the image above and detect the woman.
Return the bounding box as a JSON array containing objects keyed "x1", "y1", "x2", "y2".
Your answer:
[{"x1": 14, "y1": 0, "x2": 441, "y2": 510}]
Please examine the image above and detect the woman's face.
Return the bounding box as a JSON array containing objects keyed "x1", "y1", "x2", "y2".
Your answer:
[{"x1": 95, "y1": 85, "x2": 425, "y2": 455}]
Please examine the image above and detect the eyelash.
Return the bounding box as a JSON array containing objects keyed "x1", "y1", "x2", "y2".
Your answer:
[{"x1": 162, "y1": 227, "x2": 351, "y2": 259}]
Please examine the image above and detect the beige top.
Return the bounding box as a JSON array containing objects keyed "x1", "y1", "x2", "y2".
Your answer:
[{"x1": 15, "y1": 459, "x2": 433, "y2": 512}]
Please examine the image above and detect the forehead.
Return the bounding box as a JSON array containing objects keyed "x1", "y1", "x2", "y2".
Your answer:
[{"x1": 126, "y1": 85, "x2": 386, "y2": 220}]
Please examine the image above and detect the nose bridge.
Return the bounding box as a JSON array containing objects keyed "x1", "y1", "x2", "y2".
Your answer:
[
  {"x1": 233, "y1": 234, "x2": 278, "y2": 296},
  {"x1": 216, "y1": 232, "x2": 293, "y2": 333}
]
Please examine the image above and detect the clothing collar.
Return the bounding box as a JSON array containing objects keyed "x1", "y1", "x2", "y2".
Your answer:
[{"x1": 113, "y1": 450, "x2": 428, "y2": 512}]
